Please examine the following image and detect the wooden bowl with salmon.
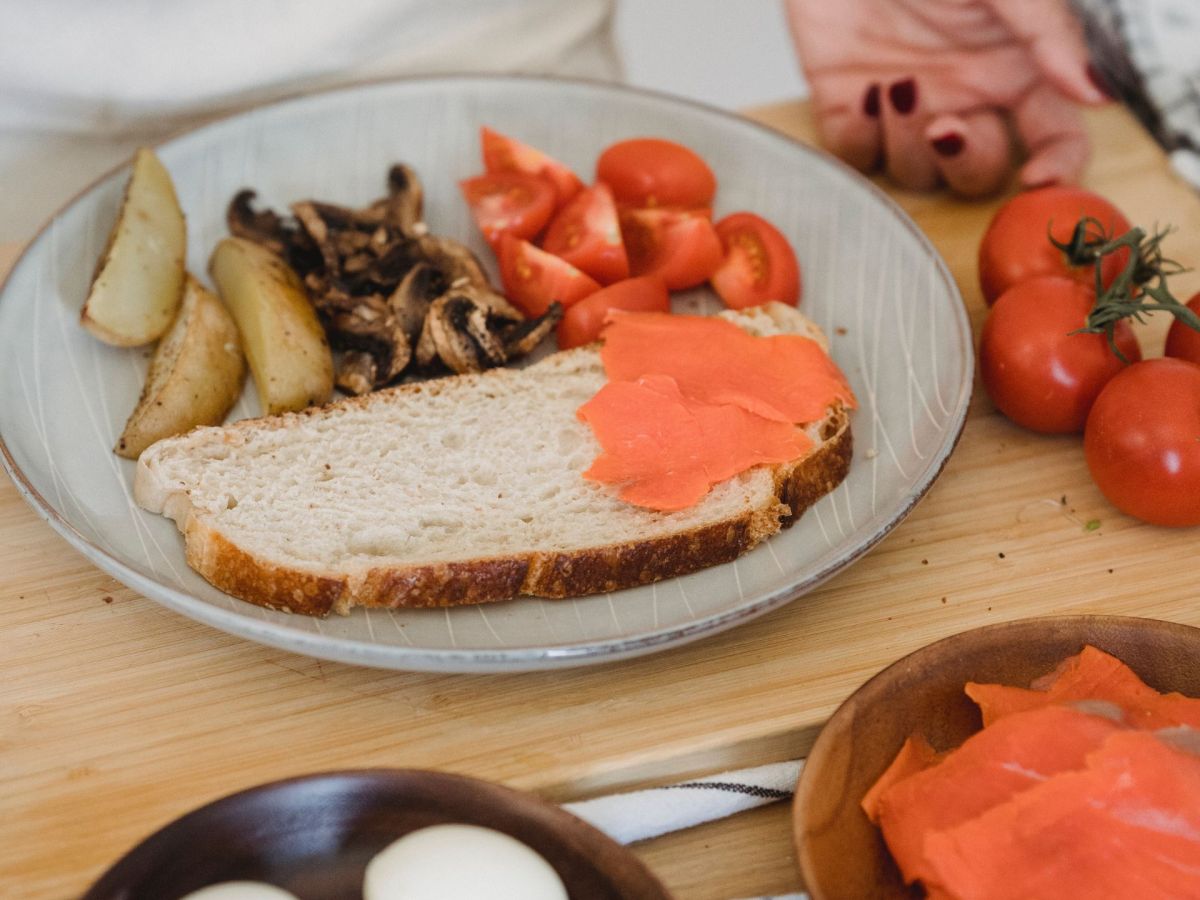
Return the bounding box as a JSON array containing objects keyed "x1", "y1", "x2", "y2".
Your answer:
[{"x1": 792, "y1": 615, "x2": 1200, "y2": 900}]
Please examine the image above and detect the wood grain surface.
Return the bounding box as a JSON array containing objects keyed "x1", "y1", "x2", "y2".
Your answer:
[{"x1": 4, "y1": 101, "x2": 1200, "y2": 900}]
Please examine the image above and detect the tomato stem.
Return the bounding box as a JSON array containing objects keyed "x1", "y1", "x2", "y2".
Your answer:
[
  {"x1": 1061, "y1": 219, "x2": 1200, "y2": 362},
  {"x1": 1049, "y1": 216, "x2": 1116, "y2": 270}
]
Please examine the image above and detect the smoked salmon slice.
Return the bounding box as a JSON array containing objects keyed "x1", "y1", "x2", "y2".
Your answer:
[
  {"x1": 923, "y1": 730, "x2": 1200, "y2": 900},
  {"x1": 874, "y1": 705, "x2": 1123, "y2": 887},
  {"x1": 577, "y1": 374, "x2": 811, "y2": 511},
  {"x1": 598, "y1": 312, "x2": 856, "y2": 425},
  {"x1": 965, "y1": 645, "x2": 1200, "y2": 730},
  {"x1": 861, "y1": 733, "x2": 941, "y2": 825}
]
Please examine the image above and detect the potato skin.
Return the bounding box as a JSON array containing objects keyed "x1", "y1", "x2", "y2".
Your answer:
[
  {"x1": 82, "y1": 147, "x2": 187, "y2": 347},
  {"x1": 208, "y1": 237, "x2": 334, "y2": 415},
  {"x1": 116, "y1": 276, "x2": 246, "y2": 459}
]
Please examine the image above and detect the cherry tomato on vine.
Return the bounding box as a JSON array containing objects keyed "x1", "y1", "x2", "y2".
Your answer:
[
  {"x1": 709, "y1": 212, "x2": 801, "y2": 309},
  {"x1": 978, "y1": 187, "x2": 1132, "y2": 305},
  {"x1": 596, "y1": 138, "x2": 716, "y2": 209},
  {"x1": 1164, "y1": 292, "x2": 1200, "y2": 366},
  {"x1": 1084, "y1": 358, "x2": 1200, "y2": 526},
  {"x1": 979, "y1": 276, "x2": 1141, "y2": 434}
]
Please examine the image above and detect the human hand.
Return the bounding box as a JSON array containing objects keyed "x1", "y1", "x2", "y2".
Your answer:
[{"x1": 785, "y1": 0, "x2": 1109, "y2": 197}]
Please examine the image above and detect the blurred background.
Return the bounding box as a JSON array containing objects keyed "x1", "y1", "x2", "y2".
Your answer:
[{"x1": 616, "y1": 1, "x2": 807, "y2": 110}]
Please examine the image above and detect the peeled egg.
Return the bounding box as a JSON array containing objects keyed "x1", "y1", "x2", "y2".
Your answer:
[
  {"x1": 364, "y1": 823, "x2": 568, "y2": 900},
  {"x1": 178, "y1": 883, "x2": 299, "y2": 900}
]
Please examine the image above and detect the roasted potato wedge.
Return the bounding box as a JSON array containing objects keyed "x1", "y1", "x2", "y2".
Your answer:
[
  {"x1": 115, "y1": 275, "x2": 246, "y2": 459},
  {"x1": 82, "y1": 147, "x2": 186, "y2": 346},
  {"x1": 209, "y1": 237, "x2": 333, "y2": 415}
]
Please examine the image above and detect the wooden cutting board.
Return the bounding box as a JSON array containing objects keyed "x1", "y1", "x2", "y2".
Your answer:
[{"x1": 3, "y1": 100, "x2": 1200, "y2": 900}]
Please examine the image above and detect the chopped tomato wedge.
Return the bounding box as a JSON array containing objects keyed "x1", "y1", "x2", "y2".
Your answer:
[
  {"x1": 498, "y1": 234, "x2": 601, "y2": 317},
  {"x1": 481, "y1": 126, "x2": 583, "y2": 208},
  {"x1": 710, "y1": 212, "x2": 802, "y2": 309},
  {"x1": 619, "y1": 207, "x2": 723, "y2": 291},
  {"x1": 542, "y1": 183, "x2": 629, "y2": 285},
  {"x1": 556, "y1": 275, "x2": 669, "y2": 350},
  {"x1": 596, "y1": 138, "x2": 716, "y2": 209},
  {"x1": 459, "y1": 171, "x2": 555, "y2": 249}
]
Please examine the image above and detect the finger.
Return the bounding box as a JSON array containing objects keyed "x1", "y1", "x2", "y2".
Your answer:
[
  {"x1": 880, "y1": 77, "x2": 938, "y2": 191},
  {"x1": 1013, "y1": 83, "x2": 1090, "y2": 187},
  {"x1": 811, "y1": 81, "x2": 884, "y2": 172},
  {"x1": 925, "y1": 112, "x2": 1011, "y2": 198},
  {"x1": 981, "y1": 0, "x2": 1108, "y2": 105}
]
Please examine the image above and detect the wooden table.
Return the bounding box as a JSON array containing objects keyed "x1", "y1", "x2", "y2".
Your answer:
[{"x1": 4, "y1": 101, "x2": 1200, "y2": 900}]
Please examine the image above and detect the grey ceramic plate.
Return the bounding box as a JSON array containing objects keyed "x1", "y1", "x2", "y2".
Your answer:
[{"x1": 0, "y1": 75, "x2": 971, "y2": 672}]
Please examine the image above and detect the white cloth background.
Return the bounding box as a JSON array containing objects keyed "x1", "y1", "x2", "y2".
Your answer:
[{"x1": 0, "y1": 0, "x2": 618, "y2": 241}]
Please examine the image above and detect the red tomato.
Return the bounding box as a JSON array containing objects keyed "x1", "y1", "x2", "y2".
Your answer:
[
  {"x1": 541, "y1": 183, "x2": 629, "y2": 285},
  {"x1": 710, "y1": 212, "x2": 801, "y2": 309},
  {"x1": 498, "y1": 234, "x2": 600, "y2": 317},
  {"x1": 556, "y1": 276, "x2": 670, "y2": 350},
  {"x1": 978, "y1": 187, "x2": 1132, "y2": 305},
  {"x1": 460, "y1": 172, "x2": 555, "y2": 249},
  {"x1": 619, "y1": 207, "x2": 723, "y2": 291},
  {"x1": 481, "y1": 127, "x2": 583, "y2": 208},
  {"x1": 1085, "y1": 358, "x2": 1200, "y2": 526},
  {"x1": 1164, "y1": 292, "x2": 1200, "y2": 366},
  {"x1": 596, "y1": 138, "x2": 716, "y2": 209},
  {"x1": 979, "y1": 276, "x2": 1141, "y2": 434}
]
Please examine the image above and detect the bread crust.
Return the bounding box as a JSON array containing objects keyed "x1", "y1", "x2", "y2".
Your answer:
[{"x1": 171, "y1": 409, "x2": 852, "y2": 616}]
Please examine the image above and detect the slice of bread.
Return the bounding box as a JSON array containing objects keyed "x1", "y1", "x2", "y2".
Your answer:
[{"x1": 134, "y1": 302, "x2": 852, "y2": 616}]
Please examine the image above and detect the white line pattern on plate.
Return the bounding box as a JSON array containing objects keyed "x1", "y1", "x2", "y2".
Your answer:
[
  {"x1": 927, "y1": 256, "x2": 951, "y2": 418},
  {"x1": 478, "y1": 606, "x2": 505, "y2": 645},
  {"x1": 765, "y1": 538, "x2": 787, "y2": 575},
  {"x1": 386, "y1": 609, "x2": 415, "y2": 646},
  {"x1": 677, "y1": 579, "x2": 696, "y2": 618}
]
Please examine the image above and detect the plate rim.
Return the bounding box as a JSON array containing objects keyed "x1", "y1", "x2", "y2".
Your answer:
[{"x1": 0, "y1": 72, "x2": 974, "y2": 672}]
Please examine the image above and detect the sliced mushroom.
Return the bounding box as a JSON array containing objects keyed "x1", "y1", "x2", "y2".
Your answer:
[
  {"x1": 382, "y1": 163, "x2": 424, "y2": 236},
  {"x1": 413, "y1": 235, "x2": 526, "y2": 321},
  {"x1": 501, "y1": 302, "x2": 564, "y2": 357},
  {"x1": 336, "y1": 350, "x2": 378, "y2": 396},
  {"x1": 414, "y1": 235, "x2": 489, "y2": 285},
  {"x1": 227, "y1": 190, "x2": 291, "y2": 257},
  {"x1": 454, "y1": 295, "x2": 508, "y2": 368},
  {"x1": 425, "y1": 296, "x2": 479, "y2": 374},
  {"x1": 291, "y1": 201, "x2": 340, "y2": 275},
  {"x1": 324, "y1": 293, "x2": 412, "y2": 388},
  {"x1": 414, "y1": 312, "x2": 439, "y2": 369},
  {"x1": 388, "y1": 262, "x2": 445, "y2": 343}
]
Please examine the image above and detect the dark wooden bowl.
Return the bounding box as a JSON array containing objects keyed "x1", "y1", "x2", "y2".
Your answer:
[
  {"x1": 793, "y1": 615, "x2": 1200, "y2": 900},
  {"x1": 83, "y1": 769, "x2": 671, "y2": 900}
]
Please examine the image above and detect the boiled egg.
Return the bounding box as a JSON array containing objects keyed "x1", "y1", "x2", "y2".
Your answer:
[
  {"x1": 179, "y1": 883, "x2": 299, "y2": 900},
  {"x1": 364, "y1": 823, "x2": 568, "y2": 900}
]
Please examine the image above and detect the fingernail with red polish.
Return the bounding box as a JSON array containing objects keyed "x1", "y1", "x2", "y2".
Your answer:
[
  {"x1": 931, "y1": 132, "x2": 965, "y2": 157},
  {"x1": 1086, "y1": 62, "x2": 1113, "y2": 99},
  {"x1": 863, "y1": 83, "x2": 881, "y2": 118},
  {"x1": 888, "y1": 78, "x2": 917, "y2": 114}
]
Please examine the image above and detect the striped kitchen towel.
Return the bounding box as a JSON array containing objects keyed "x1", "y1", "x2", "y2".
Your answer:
[
  {"x1": 564, "y1": 759, "x2": 808, "y2": 900},
  {"x1": 1076, "y1": 0, "x2": 1200, "y2": 186},
  {"x1": 564, "y1": 759, "x2": 803, "y2": 845}
]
